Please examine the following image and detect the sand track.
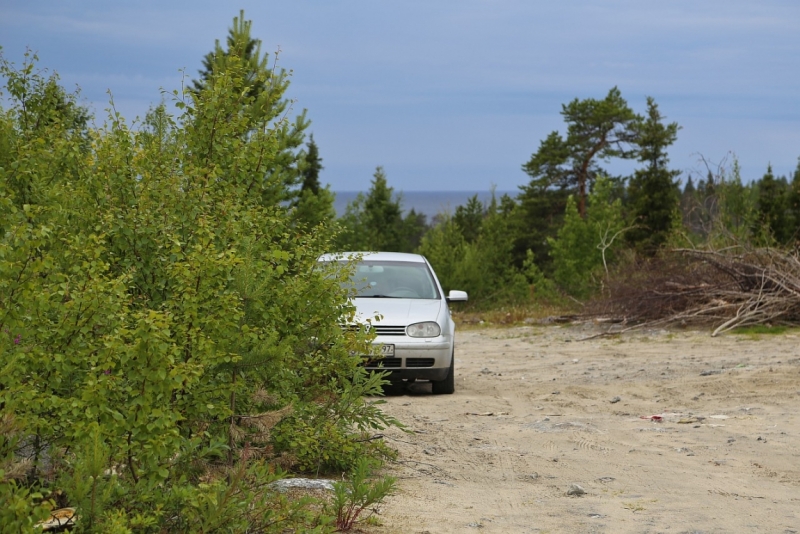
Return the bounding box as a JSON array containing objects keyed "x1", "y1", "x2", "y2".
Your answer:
[{"x1": 371, "y1": 325, "x2": 800, "y2": 533}]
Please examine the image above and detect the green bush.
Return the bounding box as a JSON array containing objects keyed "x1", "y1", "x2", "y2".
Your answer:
[{"x1": 0, "y1": 48, "x2": 398, "y2": 531}]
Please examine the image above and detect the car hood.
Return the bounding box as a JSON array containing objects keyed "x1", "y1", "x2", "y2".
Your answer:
[{"x1": 352, "y1": 298, "x2": 443, "y2": 325}]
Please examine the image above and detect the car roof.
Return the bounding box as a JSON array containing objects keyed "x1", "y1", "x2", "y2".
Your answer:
[{"x1": 318, "y1": 251, "x2": 427, "y2": 263}]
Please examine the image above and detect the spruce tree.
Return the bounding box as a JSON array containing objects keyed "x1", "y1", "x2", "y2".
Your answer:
[
  {"x1": 300, "y1": 134, "x2": 323, "y2": 195},
  {"x1": 335, "y1": 167, "x2": 406, "y2": 251},
  {"x1": 454, "y1": 195, "x2": 485, "y2": 243},
  {"x1": 292, "y1": 134, "x2": 335, "y2": 228},
  {"x1": 363, "y1": 166, "x2": 405, "y2": 251},
  {"x1": 755, "y1": 165, "x2": 790, "y2": 244},
  {"x1": 787, "y1": 158, "x2": 800, "y2": 242},
  {"x1": 626, "y1": 97, "x2": 681, "y2": 254}
]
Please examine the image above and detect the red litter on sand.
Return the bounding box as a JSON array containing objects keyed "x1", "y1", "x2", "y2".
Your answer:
[{"x1": 640, "y1": 415, "x2": 663, "y2": 422}]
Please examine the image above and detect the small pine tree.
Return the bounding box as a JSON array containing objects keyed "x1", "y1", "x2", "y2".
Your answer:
[{"x1": 190, "y1": 10, "x2": 309, "y2": 206}]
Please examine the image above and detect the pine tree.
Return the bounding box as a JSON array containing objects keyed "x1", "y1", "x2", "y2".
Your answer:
[
  {"x1": 192, "y1": 10, "x2": 267, "y2": 103},
  {"x1": 190, "y1": 10, "x2": 309, "y2": 206},
  {"x1": 518, "y1": 87, "x2": 638, "y2": 269},
  {"x1": 626, "y1": 97, "x2": 681, "y2": 254},
  {"x1": 522, "y1": 87, "x2": 638, "y2": 219}
]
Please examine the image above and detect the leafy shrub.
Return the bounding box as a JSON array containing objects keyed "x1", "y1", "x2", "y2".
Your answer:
[
  {"x1": 327, "y1": 457, "x2": 397, "y2": 531},
  {"x1": 0, "y1": 46, "x2": 399, "y2": 531}
]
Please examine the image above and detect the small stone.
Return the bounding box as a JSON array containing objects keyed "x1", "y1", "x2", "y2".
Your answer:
[
  {"x1": 610, "y1": 396, "x2": 621, "y2": 404},
  {"x1": 567, "y1": 484, "x2": 586, "y2": 496},
  {"x1": 270, "y1": 478, "x2": 335, "y2": 492}
]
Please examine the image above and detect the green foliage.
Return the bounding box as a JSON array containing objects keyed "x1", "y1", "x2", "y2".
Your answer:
[
  {"x1": 626, "y1": 97, "x2": 681, "y2": 254},
  {"x1": 1, "y1": 42, "x2": 397, "y2": 531},
  {"x1": 335, "y1": 166, "x2": 408, "y2": 252},
  {"x1": 0, "y1": 415, "x2": 53, "y2": 531},
  {"x1": 521, "y1": 250, "x2": 558, "y2": 302},
  {"x1": 755, "y1": 164, "x2": 791, "y2": 245},
  {"x1": 454, "y1": 195, "x2": 485, "y2": 243},
  {"x1": 788, "y1": 158, "x2": 800, "y2": 239},
  {"x1": 522, "y1": 87, "x2": 638, "y2": 218},
  {"x1": 271, "y1": 369, "x2": 400, "y2": 474},
  {"x1": 733, "y1": 324, "x2": 791, "y2": 337},
  {"x1": 716, "y1": 159, "x2": 757, "y2": 242},
  {"x1": 518, "y1": 88, "x2": 638, "y2": 269},
  {"x1": 549, "y1": 176, "x2": 625, "y2": 298},
  {"x1": 293, "y1": 135, "x2": 336, "y2": 228},
  {"x1": 416, "y1": 213, "x2": 466, "y2": 293},
  {"x1": 452, "y1": 205, "x2": 530, "y2": 305},
  {"x1": 419, "y1": 198, "x2": 533, "y2": 308},
  {"x1": 327, "y1": 457, "x2": 397, "y2": 531},
  {"x1": 190, "y1": 10, "x2": 310, "y2": 207}
]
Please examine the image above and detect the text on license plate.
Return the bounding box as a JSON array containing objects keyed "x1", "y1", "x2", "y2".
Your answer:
[{"x1": 379, "y1": 344, "x2": 395, "y2": 357}]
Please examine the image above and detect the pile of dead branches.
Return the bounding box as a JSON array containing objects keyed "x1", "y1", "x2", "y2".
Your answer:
[{"x1": 591, "y1": 246, "x2": 800, "y2": 336}]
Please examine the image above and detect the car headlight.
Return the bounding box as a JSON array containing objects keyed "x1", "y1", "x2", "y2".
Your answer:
[{"x1": 406, "y1": 321, "x2": 441, "y2": 338}]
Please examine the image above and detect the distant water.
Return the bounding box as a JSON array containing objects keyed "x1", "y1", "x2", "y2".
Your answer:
[{"x1": 333, "y1": 190, "x2": 516, "y2": 221}]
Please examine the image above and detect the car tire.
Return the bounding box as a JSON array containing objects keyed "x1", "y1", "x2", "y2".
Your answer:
[{"x1": 432, "y1": 352, "x2": 455, "y2": 395}]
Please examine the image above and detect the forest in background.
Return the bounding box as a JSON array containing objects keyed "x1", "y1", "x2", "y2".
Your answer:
[{"x1": 325, "y1": 92, "x2": 800, "y2": 320}]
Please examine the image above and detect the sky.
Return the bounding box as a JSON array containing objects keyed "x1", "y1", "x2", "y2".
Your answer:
[{"x1": 1, "y1": 1, "x2": 799, "y2": 193}]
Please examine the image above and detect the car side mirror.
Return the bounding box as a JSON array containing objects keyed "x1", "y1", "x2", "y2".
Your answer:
[{"x1": 446, "y1": 290, "x2": 468, "y2": 302}]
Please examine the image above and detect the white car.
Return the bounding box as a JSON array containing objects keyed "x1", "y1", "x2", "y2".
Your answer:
[{"x1": 319, "y1": 252, "x2": 468, "y2": 394}]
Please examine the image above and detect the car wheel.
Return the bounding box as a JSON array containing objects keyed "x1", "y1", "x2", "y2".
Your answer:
[{"x1": 432, "y1": 352, "x2": 455, "y2": 395}]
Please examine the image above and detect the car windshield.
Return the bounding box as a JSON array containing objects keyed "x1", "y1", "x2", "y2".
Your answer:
[{"x1": 344, "y1": 260, "x2": 440, "y2": 299}]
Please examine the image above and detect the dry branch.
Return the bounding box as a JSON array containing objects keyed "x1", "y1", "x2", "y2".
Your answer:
[{"x1": 588, "y1": 246, "x2": 800, "y2": 335}]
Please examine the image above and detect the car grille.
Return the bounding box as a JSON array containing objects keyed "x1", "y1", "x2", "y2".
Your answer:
[
  {"x1": 373, "y1": 325, "x2": 406, "y2": 336},
  {"x1": 342, "y1": 325, "x2": 406, "y2": 336},
  {"x1": 365, "y1": 358, "x2": 401, "y2": 368}
]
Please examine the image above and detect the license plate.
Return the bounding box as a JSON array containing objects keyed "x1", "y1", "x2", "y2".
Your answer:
[{"x1": 379, "y1": 344, "x2": 395, "y2": 357}]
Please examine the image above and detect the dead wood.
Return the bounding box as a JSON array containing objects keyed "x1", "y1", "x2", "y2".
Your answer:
[{"x1": 587, "y1": 246, "x2": 800, "y2": 336}]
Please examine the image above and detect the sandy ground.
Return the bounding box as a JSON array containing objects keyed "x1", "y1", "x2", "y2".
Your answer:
[{"x1": 369, "y1": 324, "x2": 800, "y2": 534}]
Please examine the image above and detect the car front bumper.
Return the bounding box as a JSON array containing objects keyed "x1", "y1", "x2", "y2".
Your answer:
[{"x1": 364, "y1": 338, "x2": 452, "y2": 381}]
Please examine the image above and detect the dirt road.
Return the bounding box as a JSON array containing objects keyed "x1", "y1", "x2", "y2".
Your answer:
[{"x1": 372, "y1": 324, "x2": 800, "y2": 533}]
